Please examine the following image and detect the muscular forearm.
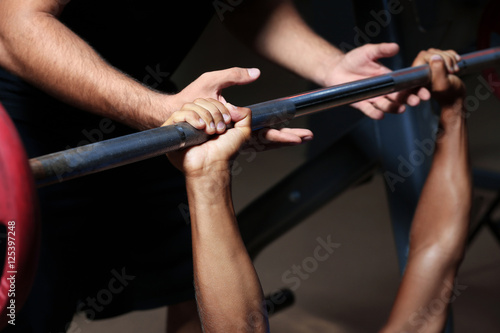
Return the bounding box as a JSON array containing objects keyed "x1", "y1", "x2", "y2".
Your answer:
[
  {"x1": 0, "y1": 1, "x2": 168, "y2": 130},
  {"x1": 186, "y1": 172, "x2": 268, "y2": 333},
  {"x1": 224, "y1": 0, "x2": 342, "y2": 87},
  {"x1": 381, "y1": 103, "x2": 470, "y2": 333},
  {"x1": 412, "y1": 103, "x2": 470, "y2": 258}
]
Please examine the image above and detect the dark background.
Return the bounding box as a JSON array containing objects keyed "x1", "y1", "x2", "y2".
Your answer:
[{"x1": 71, "y1": 0, "x2": 500, "y2": 331}]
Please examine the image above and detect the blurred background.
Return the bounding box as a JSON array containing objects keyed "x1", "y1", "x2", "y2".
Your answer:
[{"x1": 71, "y1": 0, "x2": 500, "y2": 331}]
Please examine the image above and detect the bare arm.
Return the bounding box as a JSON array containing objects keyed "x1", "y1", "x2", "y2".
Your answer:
[
  {"x1": 187, "y1": 171, "x2": 268, "y2": 332},
  {"x1": 0, "y1": 0, "x2": 268, "y2": 131},
  {"x1": 380, "y1": 53, "x2": 470, "y2": 333},
  {"x1": 223, "y1": 0, "x2": 342, "y2": 87},
  {"x1": 0, "y1": 0, "x2": 171, "y2": 129},
  {"x1": 165, "y1": 101, "x2": 269, "y2": 332},
  {"x1": 224, "y1": 0, "x2": 464, "y2": 118}
]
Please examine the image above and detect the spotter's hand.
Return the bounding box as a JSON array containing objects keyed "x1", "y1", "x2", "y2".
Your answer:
[
  {"x1": 169, "y1": 67, "x2": 261, "y2": 110},
  {"x1": 324, "y1": 43, "x2": 461, "y2": 119}
]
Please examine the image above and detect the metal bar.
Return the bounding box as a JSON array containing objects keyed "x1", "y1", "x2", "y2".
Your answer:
[
  {"x1": 30, "y1": 123, "x2": 210, "y2": 187},
  {"x1": 29, "y1": 47, "x2": 500, "y2": 186}
]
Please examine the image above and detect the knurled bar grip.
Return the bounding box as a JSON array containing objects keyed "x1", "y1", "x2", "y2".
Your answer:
[{"x1": 29, "y1": 47, "x2": 500, "y2": 186}]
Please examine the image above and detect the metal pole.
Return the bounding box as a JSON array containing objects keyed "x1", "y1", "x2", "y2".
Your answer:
[{"x1": 29, "y1": 47, "x2": 500, "y2": 186}]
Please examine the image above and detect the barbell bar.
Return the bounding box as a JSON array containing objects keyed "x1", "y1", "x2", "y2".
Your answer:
[
  {"x1": 29, "y1": 47, "x2": 500, "y2": 187},
  {"x1": 1, "y1": 47, "x2": 499, "y2": 329}
]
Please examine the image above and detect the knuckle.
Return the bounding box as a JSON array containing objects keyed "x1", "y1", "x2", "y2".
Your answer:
[
  {"x1": 197, "y1": 72, "x2": 210, "y2": 82},
  {"x1": 206, "y1": 97, "x2": 219, "y2": 105},
  {"x1": 229, "y1": 67, "x2": 245, "y2": 80},
  {"x1": 186, "y1": 110, "x2": 198, "y2": 117},
  {"x1": 181, "y1": 102, "x2": 194, "y2": 110},
  {"x1": 197, "y1": 107, "x2": 210, "y2": 115}
]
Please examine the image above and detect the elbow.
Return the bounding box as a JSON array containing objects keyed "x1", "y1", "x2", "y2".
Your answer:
[
  {"x1": 0, "y1": 7, "x2": 29, "y2": 72},
  {"x1": 0, "y1": 6, "x2": 15, "y2": 63},
  {"x1": 0, "y1": 22, "x2": 29, "y2": 77},
  {"x1": 0, "y1": 1, "x2": 62, "y2": 73}
]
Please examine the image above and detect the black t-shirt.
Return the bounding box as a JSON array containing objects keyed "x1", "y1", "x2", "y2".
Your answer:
[
  {"x1": 60, "y1": 0, "x2": 215, "y2": 84},
  {"x1": 0, "y1": 0, "x2": 215, "y2": 122},
  {"x1": 0, "y1": 4, "x2": 220, "y2": 323}
]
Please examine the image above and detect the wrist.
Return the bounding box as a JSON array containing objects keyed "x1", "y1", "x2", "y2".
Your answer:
[
  {"x1": 438, "y1": 98, "x2": 466, "y2": 128},
  {"x1": 186, "y1": 166, "x2": 232, "y2": 185},
  {"x1": 186, "y1": 170, "x2": 232, "y2": 204},
  {"x1": 135, "y1": 92, "x2": 176, "y2": 129},
  {"x1": 316, "y1": 51, "x2": 345, "y2": 87}
]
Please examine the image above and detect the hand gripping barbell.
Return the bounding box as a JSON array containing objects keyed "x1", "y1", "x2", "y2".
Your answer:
[{"x1": 1, "y1": 47, "x2": 499, "y2": 329}]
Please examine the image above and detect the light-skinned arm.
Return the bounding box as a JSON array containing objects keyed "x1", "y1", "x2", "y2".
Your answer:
[
  {"x1": 0, "y1": 0, "x2": 266, "y2": 131},
  {"x1": 0, "y1": 0, "x2": 314, "y2": 147},
  {"x1": 223, "y1": 0, "x2": 463, "y2": 119}
]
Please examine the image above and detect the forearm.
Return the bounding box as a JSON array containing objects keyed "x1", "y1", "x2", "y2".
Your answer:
[
  {"x1": 380, "y1": 254, "x2": 457, "y2": 333},
  {"x1": 186, "y1": 172, "x2": 268, "y2": 333},
  {"x1": 0, "y1": 2, "x2": 168, "y2": 130},
  {"x1": 224, "y1": 0, "x2": 342, "y2": 87},
  {"x1": 411, "y1": 103, "x2": 470, "y2": 257},
  {"x1": 381, "y1": 103, "x2": 470, "y2": 333}
]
